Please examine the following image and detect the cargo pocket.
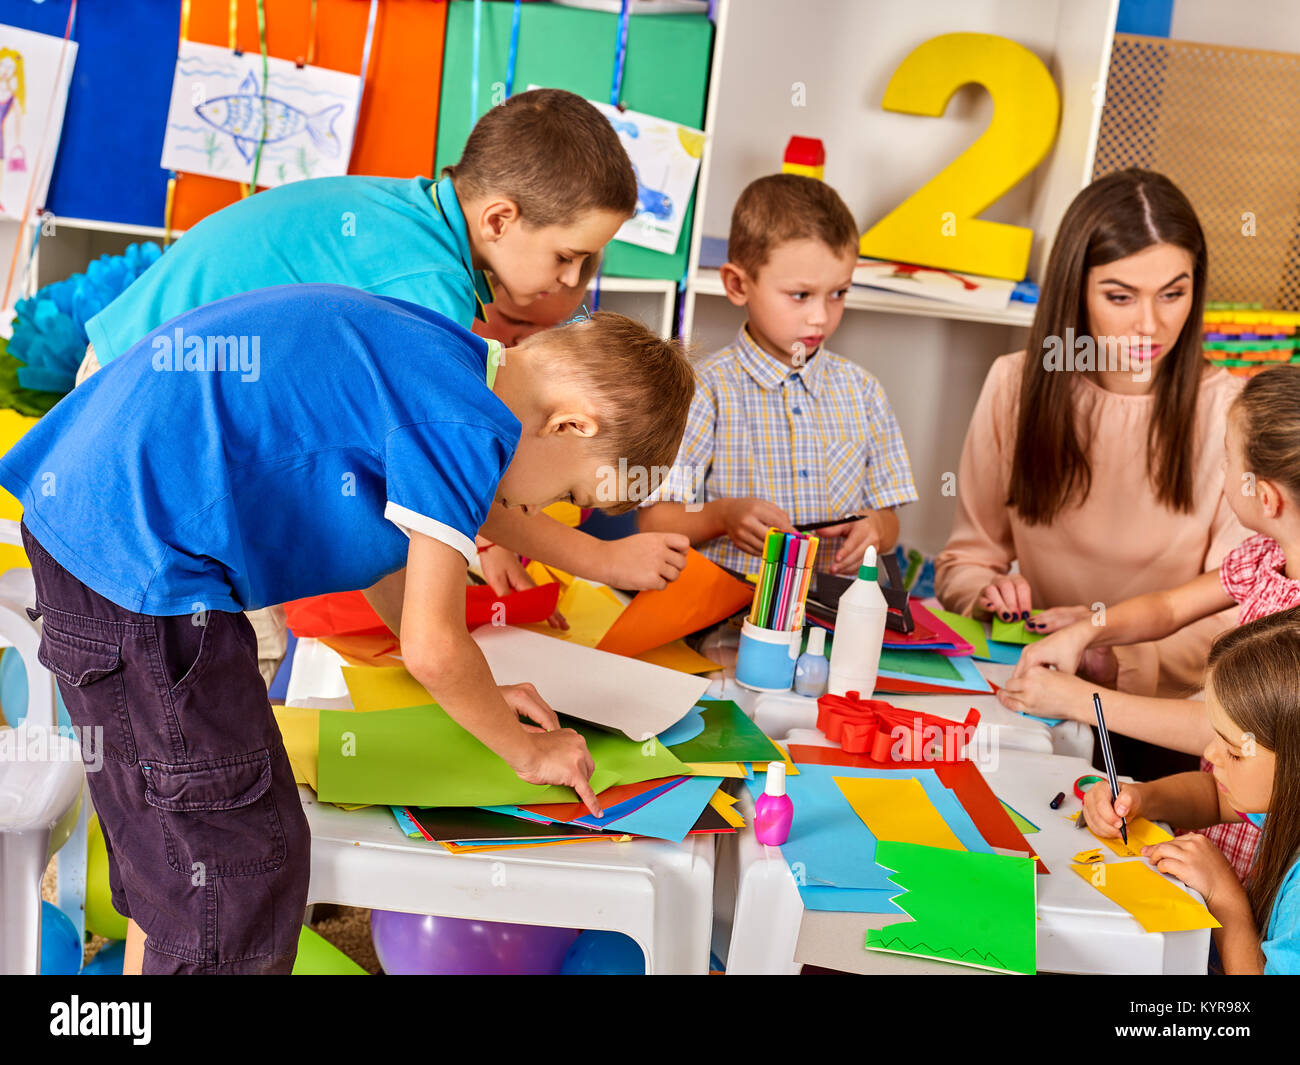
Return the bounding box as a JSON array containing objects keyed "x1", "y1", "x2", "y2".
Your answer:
[
  {"x1": 141, "y1": 749, "x2": 287, "y2": 877},
  {"x1": 36, "y1": 623, "x2": 136, "y2": 765}
]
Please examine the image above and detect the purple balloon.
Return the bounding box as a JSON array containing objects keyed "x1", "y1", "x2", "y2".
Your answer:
[{"x1": 370, "y1": 910, "x2": 580, "y2": 975}]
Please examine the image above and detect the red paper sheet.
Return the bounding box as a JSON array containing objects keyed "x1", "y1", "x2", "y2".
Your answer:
[
  {"x1": 284, "y1": 583, "x2": 561, "y2": 639},
  {"x1": 520, "y1": 776, "x2": 681, "y2": 824},
  {"x1": 786, "y1": 745, "x2": 1047, "y2": 873},
  {"x1": 882, "y1": 601, "x2": 975, "y2": 656}
]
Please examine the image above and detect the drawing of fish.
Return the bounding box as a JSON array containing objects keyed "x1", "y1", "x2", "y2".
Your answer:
[{"x1": 195, "y1": 72, "x2": 344, "y2": 164}]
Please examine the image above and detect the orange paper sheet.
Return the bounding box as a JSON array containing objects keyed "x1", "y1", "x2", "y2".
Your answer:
[{"x1": 596, "y1": 549, "x2": 753, "y2": 657}]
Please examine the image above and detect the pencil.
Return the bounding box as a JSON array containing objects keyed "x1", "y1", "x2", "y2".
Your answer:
[{"x1": 1093, "y1": 691, "x2": 1127, "y2": 846}]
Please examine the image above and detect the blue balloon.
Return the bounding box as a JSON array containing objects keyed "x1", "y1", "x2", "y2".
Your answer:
[
  {"x1": 81, "y1": 939, "x2": 126, "y2": 975},
  {"x1": 40, "y1": 901, "x2": 82, "y2": 975},
  {"x1": 561, "y1": 930, "x2": 645, "y2": 975}
]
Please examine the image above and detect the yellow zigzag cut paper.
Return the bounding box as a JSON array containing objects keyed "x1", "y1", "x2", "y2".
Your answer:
[{"x1": 1071, "y1": 812, "x2": 1174, "y2": 857}]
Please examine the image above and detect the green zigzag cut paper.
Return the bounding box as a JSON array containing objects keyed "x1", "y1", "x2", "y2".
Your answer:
[{"x1": 866, "y1": 841, "x2": 1037, "y2": 974}]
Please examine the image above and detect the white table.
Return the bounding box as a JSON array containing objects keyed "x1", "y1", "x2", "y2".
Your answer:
[
  {"x1": 302, "y1": 787, "x2": 718, "y2": 974},
  {"x1": 723, "y1": 745, "x2": 1212, "y2": 975}
]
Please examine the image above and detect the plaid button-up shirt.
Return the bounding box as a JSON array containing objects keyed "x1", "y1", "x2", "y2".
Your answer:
[{"x1": 654, "y1": 326, "x2": 917, "y2": 576}]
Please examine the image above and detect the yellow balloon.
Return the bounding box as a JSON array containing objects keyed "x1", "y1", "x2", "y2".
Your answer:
[{"x1": 86, "y1": 814, "x2": 129, "y2": 941}]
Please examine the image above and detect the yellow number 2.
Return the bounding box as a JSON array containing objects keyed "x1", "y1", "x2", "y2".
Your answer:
[{"x1": 859, "y1": 33, "x2": 1061, "y2": 282}]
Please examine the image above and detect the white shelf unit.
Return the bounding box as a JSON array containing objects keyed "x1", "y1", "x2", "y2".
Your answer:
[{"x1": 679, "y1": 0, "x2": 1119, "y2": 554}]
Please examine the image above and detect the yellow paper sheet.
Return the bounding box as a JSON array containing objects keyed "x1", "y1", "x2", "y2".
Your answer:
[
  {"x1": 685, "y1": 762, "x2": 749, "y2": 778},
  {"x1": 709, "y1": 792, "x2": 746, "y2": 828},
  {"x1": 634, "y1": 639, "x2": 722, "y2": 675},
  {"x1": 343, "y1": 666, "x2": 431, "y2": 711},
  {"x1": 526, "y1": 579, "x2": 624, "y2": 647},
  {"x1": 525, "y1": 559, "x2": 573, "y2": 588},
  {"x1": 1073, "y1": 813, "x2": 1175, "y2": 857},
  {"x1": 835, "y1": 776, "x2": 967, "y2": 851},
  {"x1": 1070, "y1": 860, "x2": 1221, "y2": 933},
  {"x1": 542, "y1": 501, "x2": 583, "y2": 527},
  {"x1": 273, "y1": 705, "x2": 320, "y2": 789}
]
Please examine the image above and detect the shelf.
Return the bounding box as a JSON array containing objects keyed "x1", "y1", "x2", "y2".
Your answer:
[
  {"x1": 688, "y1": 268, "x2": 1035, "y2": 328},
  {"x1": 46, "y1": 216, "x2": 175, "y2": 240},
  {"x1": 593, "y1": 276, "x2": 678, "y2": 294}
]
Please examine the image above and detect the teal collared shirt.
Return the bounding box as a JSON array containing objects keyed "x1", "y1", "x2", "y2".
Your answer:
[{"x1": 87, "y1": 175, "x2": 494, "y2": 364}]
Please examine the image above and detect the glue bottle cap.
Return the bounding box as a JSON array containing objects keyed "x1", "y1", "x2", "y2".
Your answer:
[
  {"x1": 764, "y1": 760, "x2": 787, "y2": 797},
  {"x1": 806, "y1": 627, "x2": 826, "y2": 657},
  {"x1": 858, "y1": 545, "x2": 878, "y2": 581}
]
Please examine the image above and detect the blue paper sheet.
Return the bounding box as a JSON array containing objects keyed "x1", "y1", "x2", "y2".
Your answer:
[
  {"x1": 744, "y1": 764, "x2": 993, "y2": 914},
  {"x1": 390, "y1": 806, "x2": 424, "y2": 838},
  {"x1": 658, "y1": 706, "x2": 706, "y2": 747},
  {"x1": 983, "y1": 640, "x2": 1024, "y2": 665},
  {"x1": 589, "y1": 775, "x2": 722, "y2": 842}
]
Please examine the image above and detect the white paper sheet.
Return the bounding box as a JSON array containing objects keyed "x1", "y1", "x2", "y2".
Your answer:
[{"x1": 0, "y1": 23, "x2": 78, "y2": 222}]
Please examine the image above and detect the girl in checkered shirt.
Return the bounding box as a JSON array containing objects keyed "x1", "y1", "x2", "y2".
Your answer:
[{"x1": 1005, "y1": 365, "x2": 1300, "y2": 882}]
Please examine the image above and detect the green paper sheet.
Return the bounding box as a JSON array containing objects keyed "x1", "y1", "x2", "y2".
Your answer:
[
  {"x1": 877, "y1": 648, "x2": 963, "y2": 681},
  {"x1": 930, "y1": 609, "x2": 992, "y2": 660},
  {"x1": 436, "y1": 2, "x2": 713, "y2": 281},
  {"x1": 990, "y1": 611, "x2": 1045, "y2": 645},
  {"x1": 316, "y1": 704, "x2": 687, "y2": 807},
  {"x1": 666, "y1": 699, "x2": 784, "y2": 764},
  {"x1": 999, "y1": 799, "x2": 1040, "y2": 834},
  {"x1": 866, "y1": 841, "x2": 1037, "y2": 975}
]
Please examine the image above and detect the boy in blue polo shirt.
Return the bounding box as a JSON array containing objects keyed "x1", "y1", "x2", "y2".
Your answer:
[
  {"x1": 1, "y1": 284, "x2": 695, "y2": 975},
  {"x1": 78, "y1": 88, "x2": 689, "y2": 596}
]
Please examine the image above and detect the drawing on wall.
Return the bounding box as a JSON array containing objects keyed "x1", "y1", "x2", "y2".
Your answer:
[
  {"x1": 591, "y1": 101, "x2": 704, "y2": 255},
  {"x1": 0, "y1": 23, "x2": 78, "y2": 222},
  {"x1": 160, "y1": 41, "x2": 360, "y2": 187}
]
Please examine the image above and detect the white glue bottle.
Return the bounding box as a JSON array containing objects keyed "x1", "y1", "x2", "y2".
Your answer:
[{"x1": 827, "y1": 545, "x2": 889, "y2": 697}]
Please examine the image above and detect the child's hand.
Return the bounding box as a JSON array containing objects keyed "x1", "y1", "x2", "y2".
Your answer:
[
  {"x1": 997, "y1": 665, "x2": 1097, "y2": 721},
  {"x1": 819, "y1": 514, "x2": 886, "y2": 575},
  {"x1": 1012, "y1": 624, "x2": 1090, "y2": 679},
  {"x1": 719, "y1": 498, "x2": 795, "y2": 556},
  {"x1": 1082, "y1": 778, "x2": 1144, "y2": 838},
  {"x1": 498, "y1": 681, "x2": 561, "y2": 732},
  {"x1": 479, "y1": 544, "x2": 567, "y2": 630},
  {"x1": 600, "y1": 532, "x2": 690, "y2": 590},
  {"x1": 1142, "y1": 834, "x2": 1247, "y2": 915},
  {"x1": 978, "y1": 574, "x2": 1033, "y2": 622},
  {"x1": 509, "y1": 729, "x2": 603, "y2": 818}
]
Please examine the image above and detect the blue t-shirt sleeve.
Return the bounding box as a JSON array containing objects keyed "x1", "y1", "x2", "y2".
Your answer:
[{"x1": 382, "y1": 421, "x2": 513, "y2": 565}]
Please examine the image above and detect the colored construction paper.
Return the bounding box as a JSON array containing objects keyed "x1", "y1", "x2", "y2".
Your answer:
[
  {"x1": 999, "y1": 799, "x2": 1041, "y2": 834},
  {"x1": 868, "y1": 842, "x2": 1037, "y2": 975},
  {"x1": 525, "y1": 579, "x2": 623, "y2": 647},
  {"x1": 316, "y1": 704, "x2": 687, "y2": 807},
  {"x1": 874, "y1": 651, "x2": 992, "y2": 696},
  {"x1": 344, "y1": 625, "x2": 709, "y2": 741},
  {"x1": 835, "y1": 777, "x2": 967, "y2": 851},
  {"x1": 710, "y1": 792, "x2": 746, "y2": 829},
  {"x1": 442, "y1": 836, "x2": 624, "y2": 854},
  {"x1": 1074, "y1": 848, "x2": 1105, "y2": 865},
  {"x1": 786, "y1": 746, "x2": 1043, "y2": 869},
  {"x1": 319, "y1": 633, "x2": 402, "y2": 667},
  {"x1": 522, "y1": 777, "x2": 687, "y2": 826},
  {"x1": 744, "y1": 764, "x2": 992, "y2": 914},
  {"x1": 597, "y1": 549, "x2": 753, "y2": 657},
  {"x1": 665, "y1": 700, "x2": 784, "y2": 765},
  {"x1": 1070, "y1": 860, "x2": 1220, "y2": 933},
  {"x1": 1085, "y1": 816, "x2": 1175, "y2": 858},
  {"x1": 472, "y1": 626, "x2": 711, "y2": 741},
  {"x1": 990, "y1": 612, "x2": 1045, "y2": 645},
  {"x1": 881, "y1": 602, "x2": 975, "y2": 656},
  {"x1": 273, "y1": 704, "x2": 320, "y2": 789},
  {"x1": 685, "y1": 762, "x2": 749, "y2": 778},
  {"x1": 983, "y1": 640, "x2": 1024, "y2": 665},
  {"x1": 930, "y1": 609, "x2": 993, "y2": 661},
  {"x1": 633, "y1": 640, "x2": 723, "y2": 675},
  {"x1": 587, "y1": 776, "x2": 724, "y2": 842},
  {"x1": 391, "y1": 807, "x2": 428, "y2": 839},
  {"x1": 407, "y1": 806, "x2": 620, "y2": 843},
  {"x1": 658, "y1": 706, "x2": 706, "y2": 747}
]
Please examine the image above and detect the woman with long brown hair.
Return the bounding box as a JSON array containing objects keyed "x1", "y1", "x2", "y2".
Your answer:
[
  {"x1": 1083, "y1": 607, "x2": 1300, "y2": 974},
  {"x1": 935, "y1": 168, "x2": 1247, "y2": 775}
]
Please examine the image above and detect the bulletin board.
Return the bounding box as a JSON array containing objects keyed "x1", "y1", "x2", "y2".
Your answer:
[
  {"x1": 1094, "y1": 33, "x2": 1300, "y2": 310},
  {"x1": 169, "y1": 0, "x2": 449, "y2": 230},
  {"x1": 434, "y1": 1, "x2": 714, "y2": 281}
]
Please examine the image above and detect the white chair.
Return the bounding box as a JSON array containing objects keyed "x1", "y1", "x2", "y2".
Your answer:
[{"x1": 0, "y1": 520, "x2": 87, "y2": 975}]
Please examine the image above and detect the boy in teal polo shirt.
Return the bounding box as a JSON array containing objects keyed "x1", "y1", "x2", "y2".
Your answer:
[
  {"x1": 2, "y1": 284, "x2": 695, "y2": 974},
  {"x1": 79, "y1": 88, "x2": 690, "y2": 596}
]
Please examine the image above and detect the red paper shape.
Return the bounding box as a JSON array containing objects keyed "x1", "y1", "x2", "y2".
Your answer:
[
  {"x1": 786, "y1": 744, "x2": 1047, "y2": 873},
  {"x1": 881, "y1": 601, "x2": 975, "y2": 656},
  {"x1": 816, "y1": 692, "x2": 980, "y2": 762},
  {"x1": 284, "y1": 583, "x2": 562, "y2": 638}
]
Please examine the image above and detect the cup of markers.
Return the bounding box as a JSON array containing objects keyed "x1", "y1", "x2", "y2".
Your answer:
[{"x1": 735, "y1": 528, "x2": 819, "y2": 692}]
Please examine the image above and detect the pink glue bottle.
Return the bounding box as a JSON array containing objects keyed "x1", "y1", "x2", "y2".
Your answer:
[{"x1": 754, "y1": 761, "x2": 793, "y2": 846}]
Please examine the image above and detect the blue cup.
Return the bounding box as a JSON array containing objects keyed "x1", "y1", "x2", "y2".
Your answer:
[{"x1": 736, "y1": 620, "x2": 801, "y2": 692}]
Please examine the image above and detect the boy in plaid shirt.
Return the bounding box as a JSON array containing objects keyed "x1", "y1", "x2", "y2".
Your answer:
[{"x1": 640, "y1": 174, "x2": 916, "y2": 576}]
